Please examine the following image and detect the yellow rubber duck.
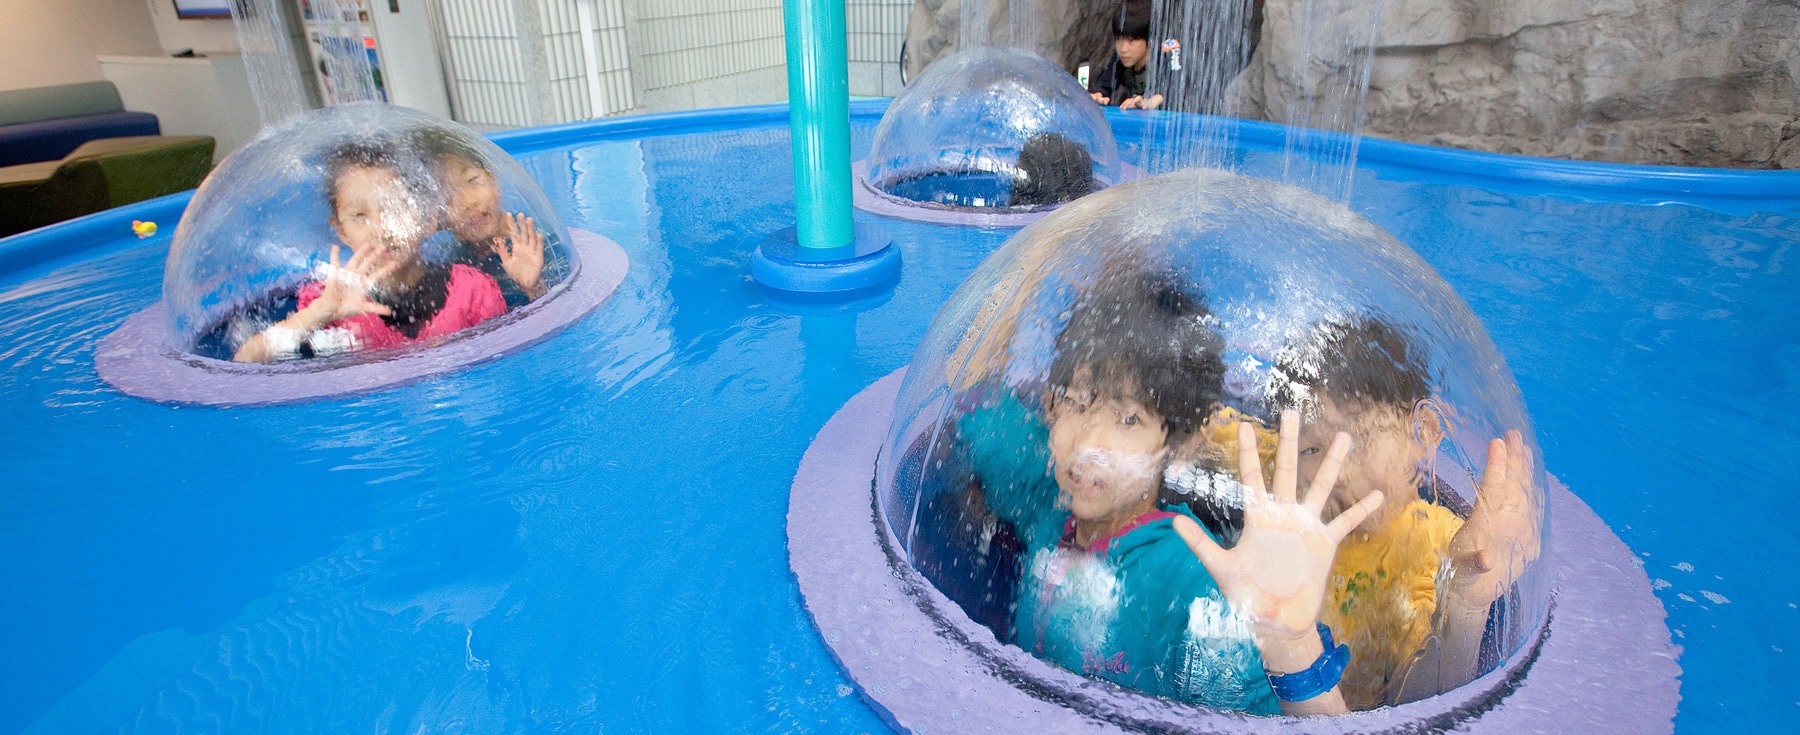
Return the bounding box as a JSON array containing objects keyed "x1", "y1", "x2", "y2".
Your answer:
[{"x1": 131, "y1": 220, "x2": 157, "y2": 238}]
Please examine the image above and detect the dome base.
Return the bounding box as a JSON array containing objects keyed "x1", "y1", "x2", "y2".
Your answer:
[
  {"x1": 96, "y1": 228, "x2": 627, "y2": 407},
  {"x1": 788, "y1": 369, "x2": 1681, "y2": 735},
  {"x1": 751, "y1": 221, "x2": 900, "y2": 294},
  {"x1": 850, "y1": 160, "x2": 1146, "y2": 228}
]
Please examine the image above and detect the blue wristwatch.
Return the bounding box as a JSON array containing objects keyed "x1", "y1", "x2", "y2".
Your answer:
[{"x1": 1266, "y1": 623, "x2": 1351, "y2": 702}]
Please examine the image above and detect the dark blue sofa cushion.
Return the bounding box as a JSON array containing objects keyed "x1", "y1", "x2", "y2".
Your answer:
[{"x1": 0, "y1": 111, "x2": 160, "y2": 167}]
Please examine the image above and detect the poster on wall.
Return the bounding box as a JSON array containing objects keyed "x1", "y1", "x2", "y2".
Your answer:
[
  {"x1": 172, "y1": 0, "x2": 233, "y2": 20},
  {"x1": 300, "y1": 0, "x2": 389, "y2": 105}
]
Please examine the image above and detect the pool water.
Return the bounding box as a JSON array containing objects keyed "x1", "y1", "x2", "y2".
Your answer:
[
  {"x1": 1, "y1": 104, "x2": 1796, "y2": 733},
  {"x1": 881, "y1": 169, "x2": 1020, "y2": 208}
]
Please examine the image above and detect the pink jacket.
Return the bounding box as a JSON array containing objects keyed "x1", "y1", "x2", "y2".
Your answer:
[{"x1": 298, "y1": 263, "x2": 506, "y2": 352}]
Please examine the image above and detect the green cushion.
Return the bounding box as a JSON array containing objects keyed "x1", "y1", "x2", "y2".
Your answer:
[
  {"x1": 0, "y1": 134, "x2": 213, "y2": 237},
  {"x1": 0, "y1": 160, "x2": 61, "y2": 189},
  {"x1": 0, "y1": 160, "x2": 106, "y2": 237},
  {"x1": 80, "y1": 136, "x2": 215, "y2": 205},
  {"x1": 0, "y1": 82, "x2": 125, "y2": 127}
]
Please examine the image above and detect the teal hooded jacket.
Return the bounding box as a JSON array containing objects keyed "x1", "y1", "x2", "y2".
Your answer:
[{"x1": 954, "y1": 389, "x2": 1281, "y2": 715}]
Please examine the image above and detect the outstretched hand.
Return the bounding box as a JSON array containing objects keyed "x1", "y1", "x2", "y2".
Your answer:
[
  {"x1": 1171, "y1": 411, "x2": 1384, "y2": 669},
  {"x1": 309, "y1": 244, "x2": 396, "y2": 324},
  {"x1": 490, "y1": 212, "x2": 546, "y2": 299},
  {"x1": 1447, "y1": 430, "x2": 1541, "y2": 606},
  {"x1": 233, "y1": 243, "x2": 394, "y2": 363}
]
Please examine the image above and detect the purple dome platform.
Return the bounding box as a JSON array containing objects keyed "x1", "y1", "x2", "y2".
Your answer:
[
  {"x1": 787, "y1": 369, "x2": 1682, "y2": 735},
  {"x1": 850, "y1": 160, "x2": 1145, "y2": 228},
  {"x1": 94, "y1": 228, "x2": 626, "y2": 407}
]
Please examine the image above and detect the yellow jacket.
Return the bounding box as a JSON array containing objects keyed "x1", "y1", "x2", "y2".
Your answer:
[
  {"x1": 1194, "y1": 407, "x2": 1464, "y2": 710},
  {"x1": 1322, "y1": 499, "x2": 1462, "y2": 710}
]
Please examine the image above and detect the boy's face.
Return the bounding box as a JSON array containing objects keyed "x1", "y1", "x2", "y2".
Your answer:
[
  {"x1": 332, "y1": 165, "x2": 426, "y2": 261},
  {"x1": 442, "y1": 156, "x2": 505, "y2": 243},
  {"x1": 1046, "y1": 369, "x2": 1169, "y2": 524},
  {"x1": 1115, "y1": 36, "x2": 1150, "y2": 70},
  {"x1": 1298, "y1": 395, "x2": 1425, "y2": 531}
]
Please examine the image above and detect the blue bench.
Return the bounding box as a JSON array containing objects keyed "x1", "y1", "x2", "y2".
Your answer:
[{"x1": 0, "y1": 81, "x2": 160, "y2": 168}]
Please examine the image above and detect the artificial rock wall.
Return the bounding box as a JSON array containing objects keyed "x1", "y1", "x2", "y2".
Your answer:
[
  {"x1": 903, "y1": 0, "x2": 1117, "y2": 81},
  {"x1": 906, "y1": 0, "x2": 1800, "y2": 169},
  {"x1": 1335, "y1": 0, "x2": 1800, "y2": 168}
]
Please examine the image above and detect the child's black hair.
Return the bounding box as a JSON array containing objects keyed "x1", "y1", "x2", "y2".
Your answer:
[
  {"x1": 323, "y1": 139, "x2": 430, "y2": 218},
  {"x1": 1047, "y1": 268, "x2": 1225, "y2": 442},
  {"x1": 1012, "y1": 133, "x2": 1095, "y2": 207},
  {"x1": 411, "y1": 126, "x2": 490, "y2": 172},
  {"x1": 1272, "y1": 315, "x2": 1431, "y2": 412},
  {"x1": 1114, "y1": 5, "x2": 1152, "y2": 42}
]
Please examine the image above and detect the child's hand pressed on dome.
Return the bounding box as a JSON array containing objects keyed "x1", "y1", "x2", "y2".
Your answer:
[
  {"x1": 305, "y1": 244, "x2": 396, "y2": 325},
  {"x1": 1173, "y1": 412, "x2": 1382, "y2": 652},
  {"x1": 492, "y1": 212, "x2": 547, "y2": 299},
  {"x1": 1447, "y1": 430, "x2": 1542, "y2": 606},
  {"x1": 1171, "y1": 411, "x2": 1383, "y2": 715},
  {"x1": 231, "y1": 243, "x2": 398, "y2": 363}
]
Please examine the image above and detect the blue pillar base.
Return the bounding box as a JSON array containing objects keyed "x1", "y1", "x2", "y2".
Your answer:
[{"x1": 751, "y1": 221, "x2": 900, "y2": 294}]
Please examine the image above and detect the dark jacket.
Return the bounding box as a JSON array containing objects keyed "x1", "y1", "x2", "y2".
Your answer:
[
  {"x1": 1087, "y1": 54, "x2": 1151, "y2": 106},
  {"x1": 1088, "y1": 0, "x2": 1266, "y2": 114}
]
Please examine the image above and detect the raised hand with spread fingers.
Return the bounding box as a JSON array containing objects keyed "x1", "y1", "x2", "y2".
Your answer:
[
  {"x1": 1170, "y1": 410, "x2": 1385, "y2": 716},
  {"x1": 307, "y1": 244, "x2": 399, "y2": 325},
  {"x1": 232, "y1": 244, "x2": 397, "y2": 363},
  {"x1": 490, "y1": 212, "x2": 547, "y2": 300},
  {"x1": 1448, "y1": 430, "x2": 1541, "y2": 605},
  {"x1": 1394, "y1": 428, "x2": 1544, "y2": 699}
]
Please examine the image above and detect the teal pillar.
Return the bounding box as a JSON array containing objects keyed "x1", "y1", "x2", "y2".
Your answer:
[
  {"x1": 783, "y1": 0, "x2": 855, "y2": 250},
  {"x1": 753, "y1": 0, "x2": 900, "y2": 294}
]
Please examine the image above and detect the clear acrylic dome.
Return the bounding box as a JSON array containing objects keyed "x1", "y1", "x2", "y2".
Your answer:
[
  {"x1": 876, "y1": 167, "x2": 1550, "y2": 712},
  {"x1": 865, "y1": 47, "x2": 1120, "y2": 211},
  {"x1": 163, "y1": 102, "x2": 572, "y2": 361}
]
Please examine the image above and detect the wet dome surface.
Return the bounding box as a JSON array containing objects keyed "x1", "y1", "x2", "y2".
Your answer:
[
  {"x1": 164, "y1": 103, "x2": 572, "y2": 362},
  {"x1": 878, "y1": 167, "x2": 1551, "y2": 710},
  {"x1": 865, "y1": 47, "x2": 1119, "y2": 211},
  {"x1": 0, "y1": 105, "x2": 1794, "y2": 733}
]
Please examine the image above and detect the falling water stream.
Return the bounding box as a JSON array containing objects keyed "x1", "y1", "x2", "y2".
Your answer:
[
  {"x1": 1140, "y1": 0, "x2": 1382, "y2": 202},
  {"x1": 309, "y1": 0, "x2": 387, "y2": 106},
  {"x1": 229, "y1": 0, "x2": 384, "y2": 128},
  {"x1": 229, "y1": 0, "x2": 314, "y2": 128},
  {"x1": 959, "y1": 0, "x2": 1045, "y2": 54},
  {"x1": 945, "y1": 0, "x2": 1385, "y2": 204},
  {"x1": 1265, "y1": 0, "x2": 1383, "y2": 202}
]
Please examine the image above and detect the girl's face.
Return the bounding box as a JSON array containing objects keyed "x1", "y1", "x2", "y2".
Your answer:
[
  {"x1": 332, "y1": 165, "x2": 427, "y2": 261},
  {"x1": 442, "y1": 157, "x2": 504, "y2": 243},
  {"x1": 1046, "y1": 370, "x2": 1170, "y2": 524}
]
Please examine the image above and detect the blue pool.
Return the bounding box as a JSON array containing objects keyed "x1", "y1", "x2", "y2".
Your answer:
[{"x1": 0, "y1": 101, "x2": 1795, "y2": 733}]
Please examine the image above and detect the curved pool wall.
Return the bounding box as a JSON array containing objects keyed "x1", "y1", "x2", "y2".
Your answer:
[{"x1": 0, "y1": 100, "x2": 1795, "y2": 733}]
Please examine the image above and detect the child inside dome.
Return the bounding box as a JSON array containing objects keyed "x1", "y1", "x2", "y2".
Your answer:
[
  {"x1": 232, "y1": 142, "x2": 507, "y2": 363},
  {"x1": 1010, "y1": 133, "x2": 1096, "y2": 207},
  {"x1": 414, "y1": 129, "x2": 549, "y2": 308},
  {"x1": 1262, "y1": 316, "x2": 1543, "y2": 709},
  {"x1": 945, "y1": 269, "x2": 1383, "y2": 716}
]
